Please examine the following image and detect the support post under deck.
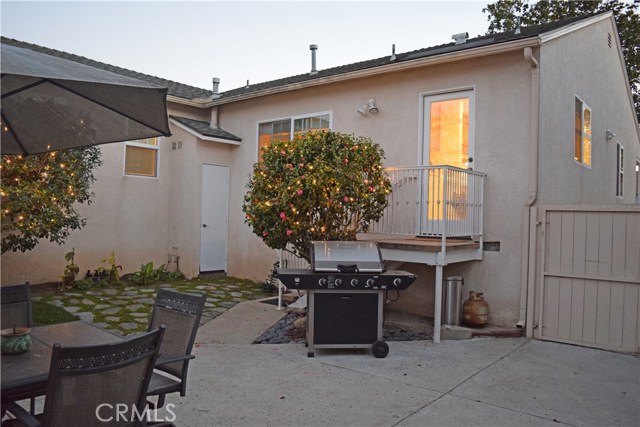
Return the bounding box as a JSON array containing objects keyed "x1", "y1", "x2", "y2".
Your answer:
[{"x1": 433, "y1": 263, "x2": 443, "y2": 343}]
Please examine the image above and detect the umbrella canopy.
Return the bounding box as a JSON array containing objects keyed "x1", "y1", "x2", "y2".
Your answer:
[{"x1": 1, "y1": 43, "x2": 171, "y2": 155}]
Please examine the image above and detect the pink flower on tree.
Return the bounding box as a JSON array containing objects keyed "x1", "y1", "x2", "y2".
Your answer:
[
  {"x1": 286, "y1": 229, "x2": 293, "y2": 236},
  {"x1": 279, "y1": 212, "x2": 286, "y2": 221},
  {"x1": 297, "y1": 189, "x2": 303, "y2": 196}
]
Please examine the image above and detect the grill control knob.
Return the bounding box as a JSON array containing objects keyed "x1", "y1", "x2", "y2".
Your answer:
[
  {"x1": 318, "y1": 278, "x2": 327, "y2": 287},
  {"x1": 393, "y1": 278, "x2": 402, "y2": 287},
  {"x1": 365, "y1": 279, "x2": 374, "y2": 288},
  {"x1": 350, "y1": 279, "x2": 358, "y2": 287},
  {"x1": 334, "y1": 278, "x2": 342, "y2": 287}
]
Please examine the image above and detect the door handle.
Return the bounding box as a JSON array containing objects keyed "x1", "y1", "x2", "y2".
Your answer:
[{"x1": 202, "y1": 224, "x2": 208, "y2": 228}]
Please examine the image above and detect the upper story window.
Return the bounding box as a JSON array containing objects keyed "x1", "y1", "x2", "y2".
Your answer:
[
  {"x1": 616, "y1": 143, "x2": 624, "y2": 198},
  {"x1": 258, "y1": 112, "x2": 331, "y2": 161},
  {"x1": 574, "y1": 97, "x2": 592, "y2": 167},
  {"x1": 125, "y1": 137, "x2": 159, "y2": 177}
]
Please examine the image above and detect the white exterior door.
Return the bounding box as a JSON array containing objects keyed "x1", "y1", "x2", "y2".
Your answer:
[
  {"x1": 421, "y1": 90, "x2": 475, "y2": 235},
  {"x1": 200, "y1": 164, "x2": 229, "y2": 272}
]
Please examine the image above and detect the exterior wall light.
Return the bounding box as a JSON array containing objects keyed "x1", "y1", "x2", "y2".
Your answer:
[{"x1": 358, "y1": 98, "x2": 379, "y2": 115}]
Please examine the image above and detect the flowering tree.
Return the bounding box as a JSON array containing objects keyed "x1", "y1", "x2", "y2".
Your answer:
[
  {"x1": 243, "y1": 131, "x2": 391, "y2": 262},
  {"x1": 1, "y1": 147, "x2": 102, "y2": 253}
]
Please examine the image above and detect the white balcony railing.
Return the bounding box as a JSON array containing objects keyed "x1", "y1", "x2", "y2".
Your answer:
[{"x1": 368, "y1": 165, "x2": 485, "y2": 238}]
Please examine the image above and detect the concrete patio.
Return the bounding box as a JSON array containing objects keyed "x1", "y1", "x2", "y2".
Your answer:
[{"x1": 156, "y1": 300, "x2": 640, "y2": 427}]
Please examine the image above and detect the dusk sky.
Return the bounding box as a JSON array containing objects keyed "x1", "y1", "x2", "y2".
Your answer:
[{"x1": 2, "y1": 1, "x2": 491, "y2": 92}]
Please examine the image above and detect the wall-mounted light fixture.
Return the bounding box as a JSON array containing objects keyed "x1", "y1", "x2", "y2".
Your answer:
[
  {"x1": 606, "y1": 129, "x2": 616, "y2": 141},
  {"x1": 357, "y1": 98, "x2": 379, "y2": 115}
]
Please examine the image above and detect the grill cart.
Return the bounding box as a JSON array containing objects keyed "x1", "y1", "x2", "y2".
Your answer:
[{"x1": 275, "y1": 241, "x2": 417, "y2": 358}]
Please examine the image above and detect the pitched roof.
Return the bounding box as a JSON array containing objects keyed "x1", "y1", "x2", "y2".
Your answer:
[
  {"x1": 214, "y1": 13, "x2": 603, "y2": 101},
  {"x1": 1, "y1": 13, "x2": 604, "y2": 103},
  {"x1": 169, "y1": 115, "x2": 242, "y2": 142}
]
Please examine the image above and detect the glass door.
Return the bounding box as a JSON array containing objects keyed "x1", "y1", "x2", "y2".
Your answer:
[{"x1": 421, "y1": 90, "x2": 474, "y2": 235}]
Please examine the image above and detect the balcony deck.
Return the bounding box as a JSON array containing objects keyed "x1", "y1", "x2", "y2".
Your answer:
[{"x1": 358, "y1": 234, "x2": 482, "y2": 265}]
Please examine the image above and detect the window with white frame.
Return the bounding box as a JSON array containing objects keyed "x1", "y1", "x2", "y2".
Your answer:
[
  {"x1": 258, "y1": 113, "x2": 330, "y2": 160},
  {"x1": 124, "y1": 137, "x2": 159, "y2": 177},
  {"x1": 616, "y1": 143, "x2": 624, "y2": 197},
  {"x1": 574, "y1": 97, "x2": 592, "y2": 167}
]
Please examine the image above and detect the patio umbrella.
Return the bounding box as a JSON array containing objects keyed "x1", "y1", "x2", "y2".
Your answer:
[{"x1": 1, "y1": 42, "x2": 171, "y2": 155}]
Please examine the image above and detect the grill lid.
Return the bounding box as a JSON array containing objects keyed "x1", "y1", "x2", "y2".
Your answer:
[{"x1": 310, "y1": 241, "x2": 384, "y2": 273}]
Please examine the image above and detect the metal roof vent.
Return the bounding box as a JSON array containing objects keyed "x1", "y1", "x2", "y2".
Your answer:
[
  {"x1": 310, "y1": 44, "x2": 318, "y2": 75},
  {"x1": 452, "y1": 32, "x2": 469, "y2": 45},
  {"x1": 211, "y1": 77, "x2": 221, "y2": 99}
]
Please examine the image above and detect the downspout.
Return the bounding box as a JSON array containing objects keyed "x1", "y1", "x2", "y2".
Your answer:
[{"x1": 517, "y1": 46, "x2": 539, "y2": 333}]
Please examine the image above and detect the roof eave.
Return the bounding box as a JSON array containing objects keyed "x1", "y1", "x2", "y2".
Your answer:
[
  {"x1": 538, "y1": 11, "x2": 613, "y2": 43},
  {"x1": 201, "y1": 37, "x2": 541, "y2": 107},
  {"x1": 169, "y1": 118, "x2": 242, "y2": 145}
]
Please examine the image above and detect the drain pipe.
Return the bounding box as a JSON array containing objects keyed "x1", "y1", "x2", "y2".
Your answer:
[{"x1": 517, "y1": 47, "x2": 539, "y2": 335}]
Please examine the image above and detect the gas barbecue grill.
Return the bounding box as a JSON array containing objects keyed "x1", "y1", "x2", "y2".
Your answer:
[{"x1": 275, "y1": 241, "x2": 417, "y2": 358}]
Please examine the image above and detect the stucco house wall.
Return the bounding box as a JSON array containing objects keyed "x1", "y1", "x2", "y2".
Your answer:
[
  {"x1": 215, "y1": 49, "x2": 534, "y2": 325},
  {"x1": 2, "y1": 13, "x2": 637, "y2": 330},
  {"x1": 1, "y1": 141, "x2": 172, "y2": 284},
  {"x1": 537, "y1": 17, "x2": 640, "y2": 206}
]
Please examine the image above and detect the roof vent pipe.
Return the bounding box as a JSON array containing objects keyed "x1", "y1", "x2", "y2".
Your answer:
[
  {"x1": 310, "y1": 44, "x2": 318, "y2": 75},
  {"x1": 389, "y1": 44, "x2": 397, "y2": 62},
  {"x1": 452, "y1": 32, "x2": 469, "y2": 45},
  {"x1": 211, "y1": 77, "x2": 221, "y2": 99}
]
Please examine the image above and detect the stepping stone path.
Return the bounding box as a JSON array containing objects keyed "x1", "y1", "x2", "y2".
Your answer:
[{"x1": 34, "y1": 277, "x2": 269, "y2": 335}]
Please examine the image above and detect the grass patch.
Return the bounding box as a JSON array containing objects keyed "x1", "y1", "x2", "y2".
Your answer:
[{"x1": 32, "y1": 301, "x2": 78, "y2": 326}]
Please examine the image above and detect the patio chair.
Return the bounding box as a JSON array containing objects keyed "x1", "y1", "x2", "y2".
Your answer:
[
  {"x1": 1, "y1": 283, "x2": 37, "y2": 416},
  {"x1": 1, "y1": 327, "x2": 174, "y2": 427},
  {"x1": 146, "y1": 289, "x2": 206, "y2": 409},
  {"x1": 1, "y1": 283, "x2": 32, "y2": 330}
]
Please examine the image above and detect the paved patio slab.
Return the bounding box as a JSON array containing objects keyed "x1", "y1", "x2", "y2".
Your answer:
[{"x1": 158, "y1": 334, "x2": 639, "y2": 427}]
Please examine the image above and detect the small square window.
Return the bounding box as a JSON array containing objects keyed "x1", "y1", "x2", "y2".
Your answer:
[{"x1": 125, "y1": 138, "x2": 159, "y2": 177}]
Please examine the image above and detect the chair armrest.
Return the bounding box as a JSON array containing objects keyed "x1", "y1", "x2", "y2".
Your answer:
[
  {"x1": 155, "y1": 354, "x2": 195, "y2": 366},
  {"x1": 1, "y1": 398, "x2": 41, "y2": 427}
]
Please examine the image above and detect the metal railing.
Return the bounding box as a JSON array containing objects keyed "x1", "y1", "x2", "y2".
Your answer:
[{"x1": 368, "y1": 165, "x2": 485, "y2": 238}]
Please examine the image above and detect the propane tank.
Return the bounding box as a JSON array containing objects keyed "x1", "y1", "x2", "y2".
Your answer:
[{"x1": 463, "y1": 291, "x2": 489, "y2": 328}]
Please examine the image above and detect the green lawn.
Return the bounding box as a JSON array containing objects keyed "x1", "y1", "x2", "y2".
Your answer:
[{"x1": 32, "y1": 300, "x2": 79, "y2": 326}]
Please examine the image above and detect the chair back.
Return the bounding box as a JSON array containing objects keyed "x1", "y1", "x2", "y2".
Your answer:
[
  {"x1": 149, "y1": 289, "x2": 206, "y2": 379},
  {"x1": 1, "y1": 283, "x2": 32, "y2": 329},
  {"x1": 41, "y1": 327, "x2": 165, "y2": 427}
]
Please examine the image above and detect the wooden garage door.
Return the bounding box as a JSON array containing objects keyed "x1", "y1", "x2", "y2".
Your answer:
[{"x1": 536, "y1": 206, "x2": 640, "y2": 353}]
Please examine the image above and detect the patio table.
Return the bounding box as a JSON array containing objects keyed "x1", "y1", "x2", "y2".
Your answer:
[{"x1": 1, "y1": 320, "x2": 122, "y2": 397}]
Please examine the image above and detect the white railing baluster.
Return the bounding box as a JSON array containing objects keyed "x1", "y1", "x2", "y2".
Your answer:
[{"x1": 370, "y1": 165, "x2": 485, "y2": 240}]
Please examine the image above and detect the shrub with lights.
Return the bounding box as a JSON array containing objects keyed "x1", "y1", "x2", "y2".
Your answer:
[
  {"x1": 1, "y1": 147, "x2": 102, "y2": 253},
  {"x1": 243, "y1": 131, "x2": 391, "y2": 262}
]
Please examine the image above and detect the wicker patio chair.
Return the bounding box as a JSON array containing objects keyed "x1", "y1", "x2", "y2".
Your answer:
[
  {"x1": 146, "y1": 289, "x2": 206, "y2": 409},
  {"x1": 1, "y1": 283, "x2": 32, "y2": 330},
  {"x1": 1, "y1": 327, "x2": 174, "y2": 427}
]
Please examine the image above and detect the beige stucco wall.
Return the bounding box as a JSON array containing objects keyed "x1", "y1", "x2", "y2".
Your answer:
[
  {"x1": 3, "y1": 17, "x2": 637, "y2": 329},
  {"x1": 0, "y1": 103, "x2": 206, "y2": 285},
  {"x1": 537, "y1": 17, "x2": 640, "y2": 205},
  {"x1": 215, "y1": 50, "x2": 534, "y2": 326}
]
